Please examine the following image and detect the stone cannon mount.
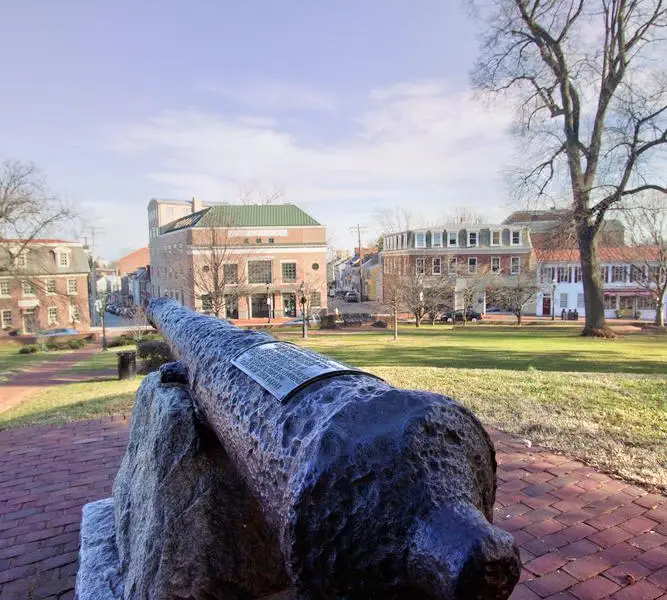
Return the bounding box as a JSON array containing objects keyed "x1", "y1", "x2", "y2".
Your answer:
[{"x1": 75, "y1": 298, "x2": 521, "y2": 600}]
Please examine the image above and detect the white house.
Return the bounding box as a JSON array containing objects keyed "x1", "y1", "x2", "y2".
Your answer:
[{"x1": 535, "y1": 247, "x2": 665, "y2": 321}]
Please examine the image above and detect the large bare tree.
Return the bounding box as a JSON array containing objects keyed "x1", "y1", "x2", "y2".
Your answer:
[{"x1": 472, "y1": 0, "x2": 667, "y2": 337}]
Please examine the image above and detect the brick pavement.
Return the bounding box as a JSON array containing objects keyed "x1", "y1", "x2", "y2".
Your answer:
[{"x1": 0, "y1": 420, "x2": 664, "y2": 600}]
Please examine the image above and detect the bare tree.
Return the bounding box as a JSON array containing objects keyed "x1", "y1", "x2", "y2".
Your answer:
[
  {"x1": 456, "y1": 265, "x2": 494, "y2": 326},
  {"x1": 185, "y1": 227, "x2": 249, "y2": 319},
  {"x1": 442, "y1": 207, "x2": 486, "y2": 225},
  {"x1": 624, "y1": 196, "x2": 667, "y2": 326},
  {"x1": 487, "y1": 270, "x2": 543, "y2": 325},
  {"x1": 472, "y1": 0, "x2": 667, "y2": 337},
  {"x1": 374, "y1": 206, "x2": 415, "y2": 234},
  {"x1": 237, "y1": 180, "x2": 285, "y2": 205},
  {"x1": 381, "y1": 273, "x2": 404, "y2": 340}
]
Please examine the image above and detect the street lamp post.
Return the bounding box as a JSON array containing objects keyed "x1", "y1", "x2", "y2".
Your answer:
[
  {"x1": 299, "y1": 281, "x2": 308, "y2": 339},
  {"x1": 551, "y1": 279, "x2": 557, "y2": 321},
  {"x1": 266, "y1": 283, "x2": 271, "y2": 324}
]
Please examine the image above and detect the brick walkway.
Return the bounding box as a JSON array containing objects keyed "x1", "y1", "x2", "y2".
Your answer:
[
  {"x1": 0, "y1": 421, "x2": 664, "y2": 600},
  {"x1": 0, "y1": 346, "x2": 102, "y2": 413}
]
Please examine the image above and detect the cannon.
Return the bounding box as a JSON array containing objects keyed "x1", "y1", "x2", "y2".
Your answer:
[{"x1": 137, "y1": 298, "x2": 521, "y2": 600}]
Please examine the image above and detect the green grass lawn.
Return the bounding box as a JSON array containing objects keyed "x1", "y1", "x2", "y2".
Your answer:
[
  {"x1": 68, "y1": 345, "x2": 136, "y2": 374},
  {"x1": 0, "y1": 343, "x2": 73, "y2": 383},
  {"x1": 2, "y1": 326, "x2": 665, "y2": 490}
]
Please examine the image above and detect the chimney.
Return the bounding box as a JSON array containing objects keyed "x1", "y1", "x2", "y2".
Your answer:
[{"x1": 191, "y1": 197, "x2": 203, "y2": 213}]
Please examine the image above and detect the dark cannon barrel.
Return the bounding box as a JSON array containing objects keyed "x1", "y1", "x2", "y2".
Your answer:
[{"x1": 147, "y1": 298, "x2": 521, "y2": 600}]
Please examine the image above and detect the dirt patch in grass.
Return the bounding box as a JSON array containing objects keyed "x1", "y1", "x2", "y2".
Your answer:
[{"x1": 368, "y1": 366, "x2": 666, "y2": 492}]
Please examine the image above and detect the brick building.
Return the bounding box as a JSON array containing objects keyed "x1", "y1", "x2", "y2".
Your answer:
[
  {"x1": 0, "y1": 239, "x2": 91, "y2": 334},
  {"x1": 118, "y1": 247, "x2": 150, "y2": 277},
  {"x1": 149, "y1": 203, "x2": 327, "y2": 320},
  {"x1": 382, "y1": 223, "x2": 534, "y2": 312}
]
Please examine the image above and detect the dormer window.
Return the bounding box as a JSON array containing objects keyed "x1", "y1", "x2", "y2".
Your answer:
[
  {"x1": 448, "y1": 231, "x2": 458, "y2": 247},
  {"x1": 432, "y1": 232, "x2": 443, "y2": 248},
  {"x1": 415, "y1": 233, "x2": 426, "y2": 248},
  {"x1": 59, "y1": 253, "x2": 70, "y2": 267},
  {"x1": 15, "y1": 253, "x2": 27, "y2": 268},
  {"x1": 511, "y1": 230, "x2": 521, "y2": 245},
  {"x1": 491, "y1": 231, "x2": 501, "y2": 246},
  {"x1": 468, "y1": 231, "x2": 478, "y2": 247}
]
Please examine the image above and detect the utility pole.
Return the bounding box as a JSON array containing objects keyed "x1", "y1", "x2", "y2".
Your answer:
[
  {"x1": 83, "y1": 226, "x2": 105, "y2": 328},
  {"x1": 349, "y1": 224, "x2": 368, "y2": 300}
]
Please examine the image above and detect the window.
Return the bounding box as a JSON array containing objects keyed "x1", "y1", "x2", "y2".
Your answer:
[
  {"x1": 248, "y1": 260, "x2": 272, "y2": 284},
  {"x1": 416, "y1": 258, "x2": 425, "y2": 275},
  {"x1": 281, "y1": 262, "x2": 297, "y2": 282},
  {"x1": 415, "y1": 233, "x2": 426, "y2": 248},
  {"x1": 312, "y1": 263, "x2": 320, "y2": 270},
  {"x1": 491, "y1": 257, "x2": 501, "y2": 273},
  {"x1": 268, "y1": 238, "x2": 275, "y2": 244},
  {"x1": 59, "y1": 253, "x2": 69, "y2": 267},
  {"x1": 630, "y1": 266, "x2": 645, "y2": 282},
  {"x1": 201, "y1": 294, "x2": 212, "y2": 311},
  {"x1": 511, "y1": 257, "x2": 520, "y2": 274},
  {"x1": 46, "y1": 279, "x2": 56, "y2": 294},
  {"x1": 22, "y1": 280, "x2": 35, "y2": 295},
  {"x1": 223, "y1": 263, "x2": 238, "y2": 284},
  {"x1": 310, "y1": 291, "x2": 322, "y2": 307},
  {"x1": 15, "y1": 253, "x2": 27, "y2": 268},
  {"x1": 511, "y1": 230, "x2": 521, "y2": 245},
  {"x1": 557, "y1": 266, "x2": 570, "y2": 283},
  {"x1": 611, "y1": 265, "x2": 627, "y2": 282},
  {"x1": 432, "y1": 232, "x2": 443, "y2": 247},
  {"x1": 603, "y1": 294, "x2": 615, "y2": 309},
  {"x1": 0, "y1": 280, "x2": 9, "y2": 296},
  {"x1": 68, "y1": 279, "x2": 78, "y2": 294},
  {"x1": 48, "y1": 307, "x2": 58, "y2": 325},
  {"x1": 468, "y1": 231, "x2": 478, "y2": 247},
  {"x1": 573, "y1": 267, "x2": 582, "y2": 283},
  {"x1": 541, "y1": 266, "x2": 556, "y2": 284},
  {"x1": 1, "y1": 309, "x2": 12, "y2": 329},
  {"x1": 560, "y1": 293, "x2": 568, "y2": 309},
  {"x1": 70, "y1": 305, "x2": 81, "y2": 322},
  {"x1": 468, "y1": 257, "x2": 478, "y2": 274},
  {"x1": 491, "y1": 231, "x2": 501, "y2": 246},
  {"x1": 600, "y1": 266, "x2": 609, "y2": 283},
  {"x1": 256, "y1": 237, "x2": 262, "y2": 244},
  {"x1": 448, "y1": 231, "x2": 458, "y2": 247},
  {"x1": 448, "y1": 257, "x2": 457, "y2": 274},
  {"x1": 243, "y1": 238, "x2": 249, "y2": 245},
  {"x1": 637, "y1": 295, "x2": 655, "y2": 309},
  {"x1": 577, "y1": 293, "x2": 585, "y2": 309},
  {"x1": 433, "y1": 257, "x2": 442, "y2": 275},
  {"x1": 202, "y1": 265, "x2": 210, "y2": 273}
]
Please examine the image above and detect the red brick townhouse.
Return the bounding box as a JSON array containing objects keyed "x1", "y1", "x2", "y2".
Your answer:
[{"x1": 0, "y1": 239, "x2": 91, "y2": 335}]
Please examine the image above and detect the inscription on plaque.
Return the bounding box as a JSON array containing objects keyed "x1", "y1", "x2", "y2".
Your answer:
[{"x1": 232, "y1": 341, "x2": 379, "y2": 402}]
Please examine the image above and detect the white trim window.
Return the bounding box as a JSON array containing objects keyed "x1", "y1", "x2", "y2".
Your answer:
[
  {"x1": 281, "y1": 261, "x2": 297, "y2": 283},
  {"x1": 560, "y1": 293, "x2": 568, "y2": 309},
  {"x1": 432, "y1": 232, "x2": 443, "y2": 248},
  {"x1": 67, "y1": 278, "x2": 78, "y2": 295},
  {"x1": 511, "y1": 257, "x2": 520, "y2": 275},
  {"x1": 22, "y1": 280, "x2": 35, "y2": 296},
  {"x1": 415, "y1": 232, "x2": 426, "y2": 249},
  {"x1": 1, "y1": 309, "x2": 12, "y2": 329},
  {"x1": 48, "y1": 307, "x2": 58, "y2": 325},
  {"x1": 0, "y1": 280, "x2": 10, "y2": 297},
  {"x1": 468, "y1": 257, "x2": 478, "y2": 274},
  {"x1": 447, "y1": 231, "x2": 458, "y2": 247},
  {"x1": 468, "y1": 231, "x2": 478, "y2": 247},
  {"x1": 70, "y1": 304, "x2": 81, "y2": 323},
  {"x1": 573, "y1": 267, "x2": 582, "y2": 283},
  {"x1": 59, "y1": 252, "x2": 70, "y2": 267},
  {"x1": 416, "y1": 257, "x2": 425, "y2": 275},
  {"x1": 491, "y1": 230, "x2": 501, "y2": 246},
  {"x1": 511, "y1": 230, "x2": 521, "y2": 246},
  {"x1": 577, "y1": 293, "x2": 585, "y2": 309},
  {"x1": 433, "y1": 257, "x2": 442, "y2": 275},
  {"x1": 46, "y1": 279, "x2": 56, "y2": 294},
  {"x1": 448, "y1": 257, "x2": 457, "y2": 274},
  {"x1": 15, "y1": 253, "x2": 27, "y2": 268},
  {"x1": 557, "y1": 266, "x2": 570, "y2": 283},
  {"x1": 491, "y1": 256, "x2": 501, "y2": 273}
]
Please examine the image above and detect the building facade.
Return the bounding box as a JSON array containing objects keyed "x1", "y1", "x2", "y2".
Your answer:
[
  {"x1": 382, "y1": 224, "x2": 534, "y2": 311},
  {"x1": 536, "y1": 248, "x2": 665, "y2": 321},
  {"x1": 149, "y1": 204, "x2": 327, "y2": 320},
  {"x1": 147, "y1": 198, "x2": 208, "y2": 243},
  {"x1": 0, "y1": 239, "x2": 91, "y2": 334}
]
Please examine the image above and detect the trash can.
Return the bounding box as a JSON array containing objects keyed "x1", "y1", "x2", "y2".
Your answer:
[{"x1": 117, "y1": 351, "x2": 137, "y2": 380}]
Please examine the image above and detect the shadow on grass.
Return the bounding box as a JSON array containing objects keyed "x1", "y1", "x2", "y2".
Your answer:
[{"x1": 0, "y1": 391, "x2": 135, "y2": 430}]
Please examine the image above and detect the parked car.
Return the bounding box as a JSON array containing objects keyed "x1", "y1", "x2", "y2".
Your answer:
[
  {"x1": 344, "y1": 291, "x2": 360, "y2": 303},
  {"x1": 441, "y1": 310, "x2": 483, "y2": 323},
  {"x1": 283, "y1": 314, "x2": 322, "y2": 326},
  {"x1": 37, "y1": 328, "x2": 80, "y2": 337}
]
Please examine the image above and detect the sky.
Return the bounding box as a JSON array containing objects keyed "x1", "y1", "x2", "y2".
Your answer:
[{"x1": 0, "y1": 0, "x2": 519, "y2": 259}]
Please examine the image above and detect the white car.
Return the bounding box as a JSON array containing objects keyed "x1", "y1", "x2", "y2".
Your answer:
[{"x1": 38, "y1": 328, "x2": 80, "y2": 337}]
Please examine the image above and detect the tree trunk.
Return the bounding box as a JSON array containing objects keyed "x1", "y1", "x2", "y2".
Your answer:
[
  {"x1": 415, "y1": 316, "x2": 420, "y2": 327},
  {"x1": 393, "y1": 309, "x2": 398, "y2": 340},
  {"x1": 516, "y1": 311, "x2": 522, "y2": 326},
  {"x1": 577, "y1": 223, "x2": 615, "y2": 338},
  {"x1": 656, "y1": 289, "x2": 666, "y2": 327}
]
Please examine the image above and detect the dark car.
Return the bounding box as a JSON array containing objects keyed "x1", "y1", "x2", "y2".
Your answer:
[{"x1": 441, "y1": 310, "x2": 483, "y2": 323}]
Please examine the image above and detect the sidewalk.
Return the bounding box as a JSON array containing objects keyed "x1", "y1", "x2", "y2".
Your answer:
[
  {"x1": 0, "y1": 346, "x2": 101, "y2": 413},
  {"x1": 0, "y1": 419, "x2": 664, "y2": 600}
]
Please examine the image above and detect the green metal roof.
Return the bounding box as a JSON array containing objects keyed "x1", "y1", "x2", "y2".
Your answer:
[{"x1": 161, "y1": 204, "x2": 321, "y2": 234}]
